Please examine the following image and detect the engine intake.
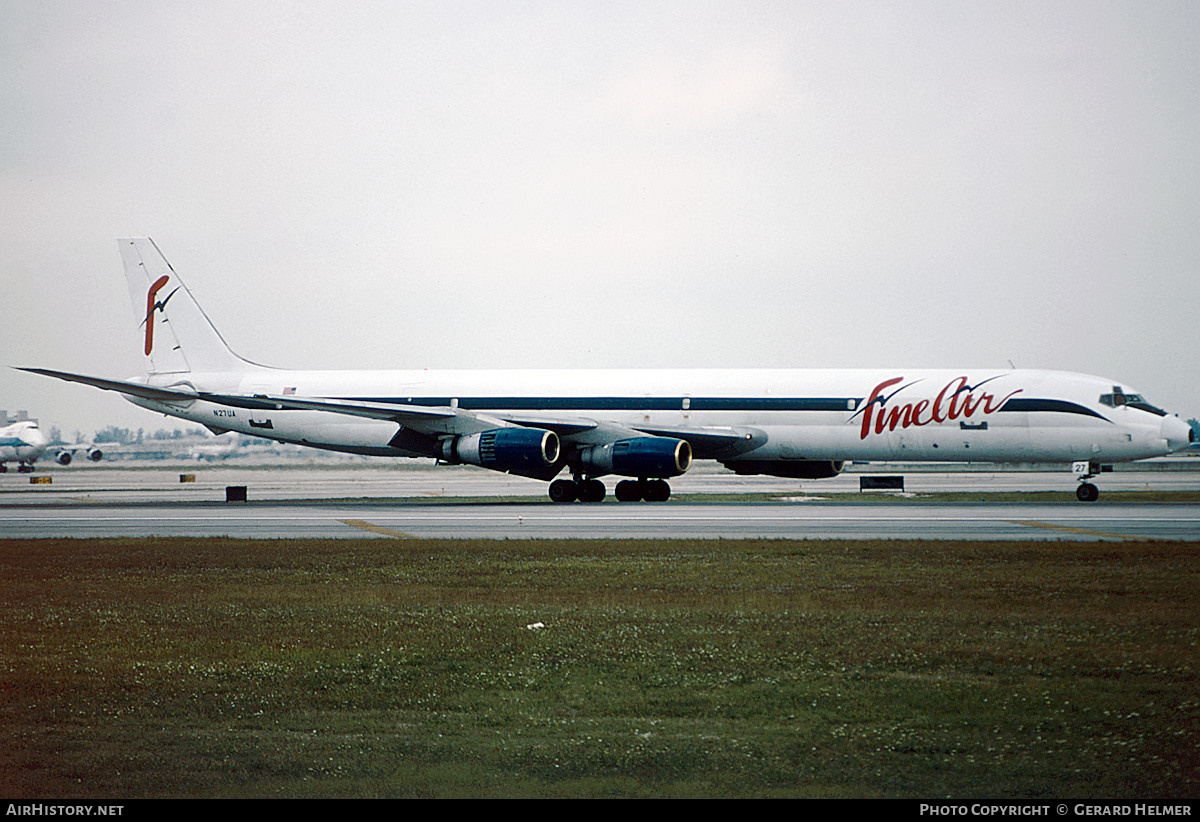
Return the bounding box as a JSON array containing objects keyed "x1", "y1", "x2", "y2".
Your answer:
[
  {"x1": 578, "y1": 436, "x2": 692, "y2": 478},
  {"x1": 442, "y1": 428, "x2": 560, "y2": 478}
]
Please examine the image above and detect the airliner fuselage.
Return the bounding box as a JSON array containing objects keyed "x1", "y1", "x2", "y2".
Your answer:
[{"x1": 124, "y1": 365, "x2": 1189, "y2": 469}]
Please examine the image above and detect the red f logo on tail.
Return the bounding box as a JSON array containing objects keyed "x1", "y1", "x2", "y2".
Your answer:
[{"x1": 144, "y1": 275, "x2": 171, "y2": 355}]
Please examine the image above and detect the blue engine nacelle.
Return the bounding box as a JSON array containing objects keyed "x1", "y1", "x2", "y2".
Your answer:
[
  {"x1": 442, "y1": 428, "x2": 560, "y2": 479},
  {"x1": 578, "y1": 436, "x2": 692, "y2": 478}
]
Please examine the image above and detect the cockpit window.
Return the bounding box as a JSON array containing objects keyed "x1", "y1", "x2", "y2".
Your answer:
[{"x1": 1099, "y1": 387, "x2": 1166, "y2": 416}]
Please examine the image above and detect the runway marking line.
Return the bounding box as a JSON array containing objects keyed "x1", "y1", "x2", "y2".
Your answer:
[
  {"x1": 338, "y1": 519, "x2": 418, "y2": 539},
  {"x1": 1006, "y1": 520, "x2": 1140, "y2": 541}
]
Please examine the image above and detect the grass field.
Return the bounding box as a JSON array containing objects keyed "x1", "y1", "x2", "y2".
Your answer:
[{"x1": 0, "y1": 536, "x2": 1196, "y2": 798}]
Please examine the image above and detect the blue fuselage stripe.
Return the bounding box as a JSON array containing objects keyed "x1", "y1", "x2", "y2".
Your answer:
[
  {"x1": 349, "y1": 396, "x2": 860, "y2": 412},
  {"x1": 341, "y1": 396, "x2": 1105, "y2": 417},
  {"x1": 995, "y1": 398, "x2": 1109, "y2": 420}
]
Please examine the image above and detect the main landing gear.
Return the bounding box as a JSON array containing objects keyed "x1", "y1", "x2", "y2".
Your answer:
[
  {"x1": 0, "y1": 462, "x2": 36, "y2": 474},
  {"x1": 549, "y1": 477, "x2": 606, "y2": 503},
  {"x1": 615, "y1": 479, "x2": 671, "y2": 502},
  {"x1": 548, "y1": 477, "x2": 672, "y2": 503}
]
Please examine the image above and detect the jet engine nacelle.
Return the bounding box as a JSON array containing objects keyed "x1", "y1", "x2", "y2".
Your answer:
[
  {"x1": 722, "y1": 459, "x2": 844, "y2": 479},
  {"x1": 441, "y1": 428, "x2": 560, "y2": 478},
  {"x1": 55, "y1": 448, "x2": 103, "y2": 465},
  {"x1": 578, "y1": 436, "x2": 692, "y2": 478}
]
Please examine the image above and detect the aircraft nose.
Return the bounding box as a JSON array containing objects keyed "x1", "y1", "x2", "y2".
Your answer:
[{"x1": 1161, "y1": 415, "x2": 1194, "y2": 453}]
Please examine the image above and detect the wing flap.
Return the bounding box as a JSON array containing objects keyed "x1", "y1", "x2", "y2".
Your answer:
[{"x1": 503, "y1": 414, "x2": 599, "y2": 437}]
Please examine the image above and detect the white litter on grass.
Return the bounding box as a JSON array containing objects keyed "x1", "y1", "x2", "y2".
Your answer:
[{"x1": 526, "y1": 622, "x2": 545, "y2": 630}]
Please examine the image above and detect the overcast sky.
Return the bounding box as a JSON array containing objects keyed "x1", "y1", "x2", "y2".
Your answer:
[{"x1": 2, "y1": 0, "x2": 1197, "y2": 437}]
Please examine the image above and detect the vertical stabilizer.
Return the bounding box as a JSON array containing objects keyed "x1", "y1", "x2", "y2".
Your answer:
[{"x1": 119, "y1": 238, "x2": 249, "y2": 375}]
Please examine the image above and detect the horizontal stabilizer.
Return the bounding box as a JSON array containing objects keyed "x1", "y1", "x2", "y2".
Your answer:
[{"x1": 16, "y1": 368, "x2": 199, "y2": 403}]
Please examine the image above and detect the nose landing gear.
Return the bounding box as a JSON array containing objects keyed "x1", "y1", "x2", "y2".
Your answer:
[{"x1": 1072, "y1": 460, "x2": 1104, "y2": 502}]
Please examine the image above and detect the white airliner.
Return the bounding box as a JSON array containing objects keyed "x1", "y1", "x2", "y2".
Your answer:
[
  {"x1": 19, "y1": 238, "x2": 1194, "y2": 501},
  {"x1": 0, "y1": 419, "x2": 103, "y2": 473}
]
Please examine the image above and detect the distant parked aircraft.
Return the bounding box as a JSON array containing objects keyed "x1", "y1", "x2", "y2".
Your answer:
[{"x1": 0, "y1": 419, "x2": 102, "y2": 472}]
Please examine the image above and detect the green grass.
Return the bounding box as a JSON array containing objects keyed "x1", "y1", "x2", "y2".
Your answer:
[{"x1": 0, "y1": 537, "x2": 1197, "y2": 798}]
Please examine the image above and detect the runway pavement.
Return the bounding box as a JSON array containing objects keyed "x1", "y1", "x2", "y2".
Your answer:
[
  {"x1": 3, "y1": 499, "x2": 1196, "y2": 541},
  {"x1": 3, "y1": 458, "x2": 1200, "y2": 501},
  {"x1": 1, "y1": 462, "x2": 1197, "y2": 541}
]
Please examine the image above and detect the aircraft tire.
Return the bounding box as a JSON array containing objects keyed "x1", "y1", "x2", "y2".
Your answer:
[
  {"x1": 578, "y1": 479, "x2": 606, "y2": 503},
  {"x1": 548, "y1": 479, "x2": 577, "y2": 503},
  {"x1": 644, "y1": 479, "x2": 671, "y2": 502},
  {"x1": 1076, "y1": 482, "x2": 1100, "y2": 502},
  {"x1": 615, "y1": 480, "x2": 643, "y2": 502}
]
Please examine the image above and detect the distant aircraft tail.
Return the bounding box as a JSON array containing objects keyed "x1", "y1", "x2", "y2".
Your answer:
[{"x1": 118, "y1": 238, "x2": 252, "y2": 375}]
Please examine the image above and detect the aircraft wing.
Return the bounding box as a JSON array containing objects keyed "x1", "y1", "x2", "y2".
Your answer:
[
  {"x1": 218, "y1": 393, "x2": 478, "y2": 434},
  {"x1": 630, "y1": 424, "x2": 766, "y2": 459},
  {"x1": 19, "y1": 368, "x2": 764, "y2": 456},
  {"x1": 231, "y1": 395, "x2": 605, "y2": 439},
  {"x1": 501, "y1": 414, "x2": 604, "y2": 437}
]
